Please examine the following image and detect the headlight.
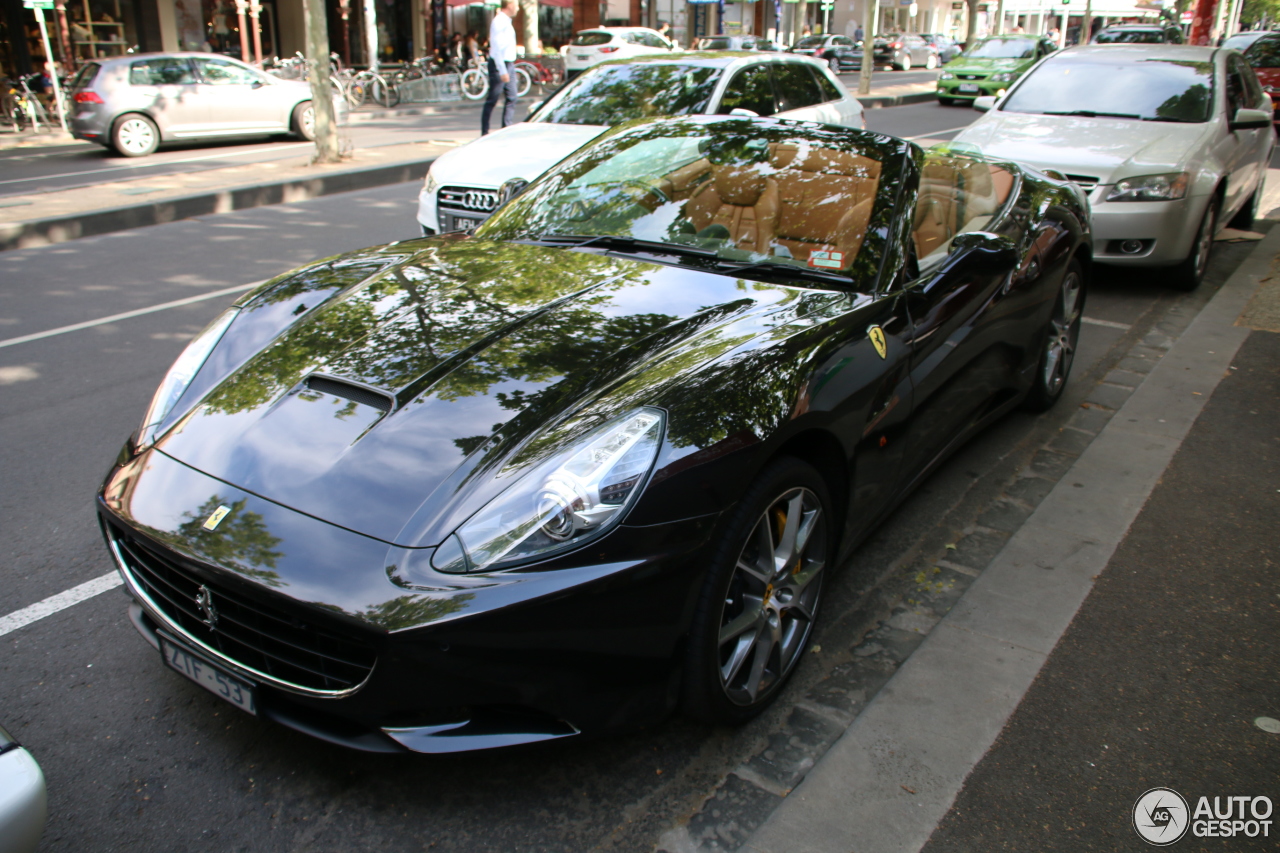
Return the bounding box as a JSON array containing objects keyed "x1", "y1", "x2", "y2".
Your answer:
[
  {"x1": 432, "y1": 408, "x2": 666, "y2": 573},
  {"x1": 940, "y1": 71, "x2": 955, "y2": 80},
  {"x1": 422, "y1": 169, "x2": 439, "y2": 197},
  {"x1": 139, "y1": 307, "x2": 238, "y2": 446},
  {"x1": 989, "y1": 72, "x2": 1017, "y2": 82},
  {"x1": 1105, "y1": 172, "x2": 1189, "y2": 202}
]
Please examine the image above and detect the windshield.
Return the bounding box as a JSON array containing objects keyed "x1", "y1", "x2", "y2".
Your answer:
[
  {"x1": 1000, "y1": 57, "x2": 1213, "y2": 122},
  {"x1": 534, "y1": 63, "x2": 720, "y2": 126},
  {"x1": 572, "y1": 32, "x2": 613, "y2": 46},
  {"x1": 793, "y1": 37, "x2": 826, "y2": 49},
  {"x1": 697, "y1": 37, "x2": 732, "y2": 50},
  {"x1": 967, "y1": 37, "x2": 1038, "y2": 59},
  {"x1": 1094, "y1": 29, "x2": 1164, "y2": 43},
  {"x1": 1224, "y1": 32, "x2": 1264, "y2": 50},
  {"x1": 478, "y1": 118, "x2": 901, "y2": 284}
]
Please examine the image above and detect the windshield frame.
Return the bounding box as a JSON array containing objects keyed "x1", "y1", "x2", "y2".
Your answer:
[
  {"x1": 964, "y1": 36, "x2": 1040, "y2": 60},
  {"x1": 529, "y1": 61, "x2": 725, "y2": 127},
  {"x1": 476, "y1": 116, "x2": 913, "y2": 292}
]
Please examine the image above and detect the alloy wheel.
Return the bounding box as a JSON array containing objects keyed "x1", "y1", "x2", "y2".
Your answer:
[
  {"x1": 117, "y1": 118, "x2": 155, "y2": 155},
  {"x1": 1041, "y1": 268, "x2": 1083, "y2": 396},
  {"x1": 301, "y1": 106, "x2": 315, "y2": 140},
  {"x1": 717, "y1": 487, "x2": 826, "y2": 706},
  {"x1": 1192, "y1": 202, "x2": 1216, "y2": 282}
]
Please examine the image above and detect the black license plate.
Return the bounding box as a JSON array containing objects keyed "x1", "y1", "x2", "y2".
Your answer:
[
  {"x1": 450, "y1": 215, "x2": 483, "y2": 233},
  {"x1": 161, "y1": 637, "x2": 257, "y2": 715}
]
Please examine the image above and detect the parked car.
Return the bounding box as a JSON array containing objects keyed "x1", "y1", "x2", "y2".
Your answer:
[
  {"x1": 0, "y1": 724, "x2": 46, "y2": 853},
  {"x1": 417, "y1": 53, "x2": 865, "y2": 235},
  {"x1": 694, "y1": 34, "x2": 778, "y2": 51},
  {"x1": 1222, "y1": 30, "x2": 1271, "y2": 51},
  {"x1": 788, "y1": 34, "x2": 860, "y2": 72},
  {"x1": 959, "y1": 44, "x2": 1273, "y2": 290},
  {"x1": 872, "y1": 32, "x2": 940, "y2": 70},
  {"x1": 100, "y1": 113, "x2": 1091, "y2": 753},
  {"x1": 1239, "y1": 32, "x2": 1280, "y2": 126},
  {"x1": 935, "y1": 34, "x2": 1058, "y2": 105},
  {"x1": 1092, "y1": 23, "x2": 1185, "y2": 44},
  {"x1": 63, "y1": 52, "x2": 344, "y2": 157},
  {"x1": 922, "y1": 33, "x2": 963, "y2": 63},
  {"x1": 562, "y1": 28, "x2": 674, "y2": 79}
]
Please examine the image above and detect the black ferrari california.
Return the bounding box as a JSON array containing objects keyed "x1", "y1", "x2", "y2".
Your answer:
[{"x1": 99, "y1": 116, "x2": 1090, "y2": 753}]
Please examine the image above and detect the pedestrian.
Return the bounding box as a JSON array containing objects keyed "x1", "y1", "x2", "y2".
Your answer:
[
  {"x1": 854, "y1": 23, "x2": 864, "y2": 42},
  {"x1": 801, "y1": 24, "x2": 812, "y2": 40},
  {"x1": 656, "y1": 20, "x2": 672, "y2": 44},
  {"x1": 481, "y1": 0, "x2": 519, "y2": 136},
  {"x1": 464, "y1": 30, "x2": 481, "y2": 68}
]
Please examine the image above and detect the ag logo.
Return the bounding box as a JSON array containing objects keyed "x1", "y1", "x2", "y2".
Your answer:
[
  {"x1": 868, "y1": 325, "x2": 888, "y2": 360},
  {"x1": 202, "y1": 504, "x2": 231, "y2": 531},
  {"x1": 1133, "y1": 787, "x2": 1190, "y2": 846}
]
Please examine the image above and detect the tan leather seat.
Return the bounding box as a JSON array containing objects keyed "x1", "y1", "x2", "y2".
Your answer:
[
  {"x1": 768, "y1": 145, "x2": 882, "y2": 269},
  {"x1": 685, "y1": 164, "x2": 779, "y2": 253},
  {"x1": 914, "y1": 156, "x2": 1015, "y2": 260}
]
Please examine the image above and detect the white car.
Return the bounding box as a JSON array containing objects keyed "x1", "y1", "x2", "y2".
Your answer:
[
  {"x1": 417, "y1": 53, "x2": 866, "y2": 236},
  {"x1": 0, "y1": 724, "x2": 46, "y2": 853},
  {"x1": 562, "y1": 28, "x2": 675, "y2": 79},
  {"x1": 956, "y1": 45, "x2": 1273, "y2": 290}
]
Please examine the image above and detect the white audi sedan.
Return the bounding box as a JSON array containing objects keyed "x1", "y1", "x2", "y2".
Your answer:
[
  {"x1": 416, "y1": 53, "x2": 866, "y2": 236},
  {"x1": 956, "y1": 45, "x2": 1273, "y2": 290}
]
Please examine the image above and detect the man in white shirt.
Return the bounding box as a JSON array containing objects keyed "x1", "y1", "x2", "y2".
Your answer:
[{"x1": 482, "y1": 0, "x2": 519, "y2": 135}]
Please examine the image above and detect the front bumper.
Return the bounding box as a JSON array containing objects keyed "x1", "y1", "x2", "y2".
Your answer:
[
  {"x1": 1087, "y1": 192, "x2": 1208, "y2": 266},
  {"x1": 99, "y1": 446, "x2": 721, "y2": 753},
  {"x1": 936, "y1": 78, "x2": 1010, "y2": 100}
]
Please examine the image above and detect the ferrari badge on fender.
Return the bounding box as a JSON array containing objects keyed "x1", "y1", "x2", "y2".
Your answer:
[
  {"x1": 202, "y1": 505, "x2": 231, "y2": 531},
  {"x1": 869, "y1": 326, "x2": 888, "y2": 360}
]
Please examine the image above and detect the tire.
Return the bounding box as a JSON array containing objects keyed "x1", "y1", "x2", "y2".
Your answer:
[
  {"x1": 345, "y1": 79, "x2": 368, "y2": 108},
  {"x1": 371, "y1": 77, "x2": 399, "y2": 108},
  {"x1": 900, "y1": 53, "x2": 912, "y2": 71},
  {"x1": 926, "y1": 54, "x2": 938, "y2": 69},
  {"x1": 1170, "y1": 197, "x2": 1218, "y2": 292},
  {"x1": 1023, "y1": 259, "x2": 1085, "y2": 412},
  {"x1": 461, "y1": 68, "x2": 487, "y2": 100},
  {"x1": 514, "y1": 66, "x2": 533, "y2": 98},
  {"x1": 110, "y1": 113, "x2": 159, "y2": 157},
  {"x1": 682, "y1": 457, "x2": 832, "y2": 725},
  {"x1": 938, "y1": 96, "x2": 954, "y2": 106},
  {"x1": 292, "y1": 101, "x2": 315, "y2": 141},
  {"x1": 828, "y1": 56, "x2": 841, "y2": 74},
  {"x1": 1228, "y1": 184, "x2": 1260, "y2": 230}
]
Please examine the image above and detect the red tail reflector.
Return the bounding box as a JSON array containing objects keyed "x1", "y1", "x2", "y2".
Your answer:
[
  {"x1": 598, "y1": 46, "x2": 620, "y2": 53},
  {"x1": 891, "y1": 42, "x2": 902, "y2": 49},
  {"x1": 74, "y1": 91, "x2": 104, "y2": 104}
]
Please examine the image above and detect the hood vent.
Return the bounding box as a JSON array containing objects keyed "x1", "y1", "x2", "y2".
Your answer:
[{"x1": 306, "y1": 375, "x2": 393, "y2": 413}]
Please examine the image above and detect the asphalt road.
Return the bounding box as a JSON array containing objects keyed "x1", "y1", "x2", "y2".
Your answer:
[
  {"x1": 0, "y1": 103, "x2": 1248, "y2": 852},
  {"x1": 0, "y1": 68, "x2": 940, "y2": 199}
]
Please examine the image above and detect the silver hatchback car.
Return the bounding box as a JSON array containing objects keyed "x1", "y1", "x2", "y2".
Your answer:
[{"x1": 66, "y1": 52, "x2": 344, "y2": 157}]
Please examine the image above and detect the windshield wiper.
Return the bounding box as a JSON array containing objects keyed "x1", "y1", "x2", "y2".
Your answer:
[
  {"x1": 712, "y1": 258, "x2": 853, "y2": 286},
  {"x1": 1043, "y1": 110, "x2": 1144, "y2": 119},
  {"x1": 529, "y1": 234, "x2": 718, "y2": 258}
]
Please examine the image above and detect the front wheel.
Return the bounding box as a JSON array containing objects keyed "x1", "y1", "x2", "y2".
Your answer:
[
  {"x1": 1023, "y1": 259, "x2": 1085, "y2": 412},
  {"x1": 291, "y1": 101, "x2": 315, "y2": 141},
  {"x1": 514, "y1": 66, "x2": 533, "y2": 97},
  {"x1": 828, "y1": 56, "x2": 841, "y2": 74},
  {"x1": 926, "y1": 54, "x2": 938, "y2": 69},
  {"x1": 682, "y1": 457, "x2": 831, "y2": 725},
  {"x1": 1170, "y1": 197, "x2": 1218, "y2": 292},
  {"x1": 938, "y1": 96, "x2": 954, "y2": 106},
  {"x1": 1228, "y1": 184, "x2": 1261, "y2": 231},
  {"x1": 111, "y1": 113, "x2": 159, "y2": 156},
  {"x1": 460, "y1": 68, "x2": 487, "y2": 100},
  {"x1": 899, "y1": 53, "x2": 912, "y2": 71}
]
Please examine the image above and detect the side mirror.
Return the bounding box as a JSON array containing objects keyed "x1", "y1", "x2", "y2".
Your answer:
[
  {"x1": 973, "y1": 95, "x2": 997, "y2": 112},
  {"x1": 950, "y1": 230, "x2": 1019, "y2": 273},
  {"x1": 526, "y1": 99, "x2": 545, "y2": 115},
  {"x1": 1230, "y1": 107, "x2": 1271, "y2": 130},
  {"x1": 729, "y1": 107, "x2": 760, "y2": 117}
]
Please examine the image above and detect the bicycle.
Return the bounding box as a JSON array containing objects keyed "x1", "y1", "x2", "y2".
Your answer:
[
  {"x1": 460, "y1": 62, "x2": 532, "y2": 101},
  {"x1": 6, "y1": 74, "x2": 52, "y2": 132}
]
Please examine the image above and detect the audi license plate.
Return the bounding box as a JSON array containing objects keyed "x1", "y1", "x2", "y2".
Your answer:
[
  {"x1": 161, "y1": 637, "x2": 257, "y2": 714},
  {"x1": 576, "y1": 53, "x2": 591, "y2": 61},
  {"x1": 958, "y1": 83, "x2": 979, "y2": 93},
  {"x1": 450, "y1": 215, "x2": 483, "y2": 233}
]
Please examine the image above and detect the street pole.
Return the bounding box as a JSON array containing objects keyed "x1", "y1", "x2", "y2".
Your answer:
[
  {"x1": 365, "y1": 0, "x2": 379, "y2": 72},
  {"x1": 31, "y1": 5, "x2": 68, "y2": 132},
  {"x1": 249, "y1": 0, "x2": 263, "y2": 64},
  {"x1": 858, "y1": 0, "x2": 874, "y2": 95},
  {"x1": 53, "y1": 0, "x2": 74, "y2": 69},
  {"x1": 338, "y1": 0, "x2": 352, "y2": 65},
  {"x1": 995, "y1": 0, "x2": 1004, "y2": 33},
  {"x1": 302, "y1": 0, "x2": 341, "y2": 163},
  {"x1": 1081, "y1": 0, "x2": 1091, "y2": 43},
  {"x1": 1188, "y1": 0, "x2": 1218, "y2": 44},
  {"x1": 234, "y1": 0, "x2": 251, "y2": 61}
]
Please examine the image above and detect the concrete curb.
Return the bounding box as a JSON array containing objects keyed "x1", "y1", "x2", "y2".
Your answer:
[
  {"x1": 738, "y1": 229, "x2": 1280, "y2": 853},
  {"x1": 0, "y1": 157, "x2": 433, "y2": 253},
  {"x1": 857, "y1": 90, "x2": 938, "y2": 109}
]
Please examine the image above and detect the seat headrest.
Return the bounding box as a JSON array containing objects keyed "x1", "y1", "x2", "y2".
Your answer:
[
  {"x1": 712, "y1": 164, "x2": 768, "y2": 206},
  {"x1": 770, "y1": 144, "x2": 880, "y2": 179}
]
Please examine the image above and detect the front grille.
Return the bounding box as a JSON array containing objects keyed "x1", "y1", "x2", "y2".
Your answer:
[
  {"x1": 438, "y1": 186, "x2": 500, "y2": 213},
  {"x1": 109, "y1": 522, "x2": 376, "y2": 694},
  {"x1": 957, "y1": 73, "x2": 987, "y2": 80},
  {"x1": 1065, "y1": 174, "x2": 1100, "y2": 190}
]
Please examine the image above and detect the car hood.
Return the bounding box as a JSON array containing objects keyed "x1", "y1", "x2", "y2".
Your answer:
[
  {"x1": 154, "y1": 238, "x2": 813, "y2": 547},
  {"x1": 430, "y1": 122, "x2": 606, "y2": 188},
  {"x1": 944, "y1": 56, "x2": 1029, "y2": 72},
  {"x1": 953, "y1": 112, "x2": 1209, "y2": 183}
]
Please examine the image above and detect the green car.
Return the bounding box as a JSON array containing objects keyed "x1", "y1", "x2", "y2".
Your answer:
[{"x1": 936, "y1": 34, "x2": 1059, "y2": 105}]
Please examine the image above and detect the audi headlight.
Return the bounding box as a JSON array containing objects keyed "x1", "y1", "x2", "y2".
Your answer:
[
  {"x1": 989, "y1": 72, "x2": 1017, "y2": 82},
  {"x1": 422, "y1": 169, "x2": 439, "y2": 197},
  {"x1": 940, "y1": 71, "x2": 955, "y2": 80},
  {"x1": 432, "y1": 408, "x2": 666, "y2": 573},
  {"x1": 139, "y1": 307, "x2": 238, "y2": 446},
  {"x1": 1105, "y1": 172, "x2": 1189, "y2": 202}
]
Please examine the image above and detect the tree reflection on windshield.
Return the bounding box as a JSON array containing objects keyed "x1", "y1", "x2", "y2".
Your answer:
[{"x1": 536, "y1": 63, "x2": 720, "y2": 126}]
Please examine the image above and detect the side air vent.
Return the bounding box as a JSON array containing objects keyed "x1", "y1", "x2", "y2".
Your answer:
[{"x1": 306, "y1": 375, "x2": 393, "y2": 412}]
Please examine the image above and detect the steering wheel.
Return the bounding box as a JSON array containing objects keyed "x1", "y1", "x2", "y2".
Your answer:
[{"x1": 619, "y1": 179, "x2": 670, "y2": 206}]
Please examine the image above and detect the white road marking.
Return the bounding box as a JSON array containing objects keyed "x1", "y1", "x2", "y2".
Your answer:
[
  {"x1": 1081, "y1": 316, "x2": 1132, "y2": 330},
  {"x1": 905, "y1": 126, "x2": 973, "y2": 141},
  {"x1": 0, "y1": 572, "x2": 122, "y2": 638},
  {"x1": 0, "y1": 280, "x2": 264, "y2": 350},
  {"x1": 0, "y1": 144, "x2": 312, "y2": 188}
]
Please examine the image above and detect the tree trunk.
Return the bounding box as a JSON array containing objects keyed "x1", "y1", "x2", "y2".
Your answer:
[
  {"x1": 302, "y1": 0, "x2": 341, "y2": 164},
  {"x1": 796, "y1": 0, "x2": 809, "y2": 39},
  {"x1": 519, "y1": 0, "x2": 540, "y2": 55},
  {"x1": 964, "y1": 0, "x2": 980, "y2": 47}
]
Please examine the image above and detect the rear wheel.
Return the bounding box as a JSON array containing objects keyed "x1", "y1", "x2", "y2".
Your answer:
[
  {"x1": 111, "y1": 113, "x2": 159, "y2": 157},
  {"x1": 938, "y1": 96, "x2": 954, "y2": 106},
  {"x1": 683, "y1": 457, "x2": 830, "y2": 725},
  {"x1": 291, "y1": 101, "x2": 316, "y2": 141},
  {"x1": 899, "y1": 54, "x2": 912, "y2": 71},
  {"x1": 926, "y1": 53, "x2": 938, "y2": 69},
  {"x1": 828, "y1": 56, "x2": 841, "y2": 74},
  {"x1": 1171, "y1": 197, "x2": 1218, "y2": 291},
  {"x1": 461, "y1": 68, "x2": 487, "y2": 100},
  {"x1": 1024, "y1": 260, "x2": 1085, "y2": 412},
  {"x1": 514, "y1": 66, "x2": 533, "y2": 97}
]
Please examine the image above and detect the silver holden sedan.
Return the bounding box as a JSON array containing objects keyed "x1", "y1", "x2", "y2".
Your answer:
[
  {"x1": 65, "y1": 52, "x2": 345, "y2": 157},
  {"x1": 0, "y1": 724, "x2": 46, "y2": 853},
  {"x1": 957, "y1": 45, "x2": 1274, "y2": 290}
]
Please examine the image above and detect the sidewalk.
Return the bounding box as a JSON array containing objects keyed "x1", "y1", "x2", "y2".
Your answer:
[{"x1": 733, "y1": 228, "x2": 1280, "y2": 852}]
